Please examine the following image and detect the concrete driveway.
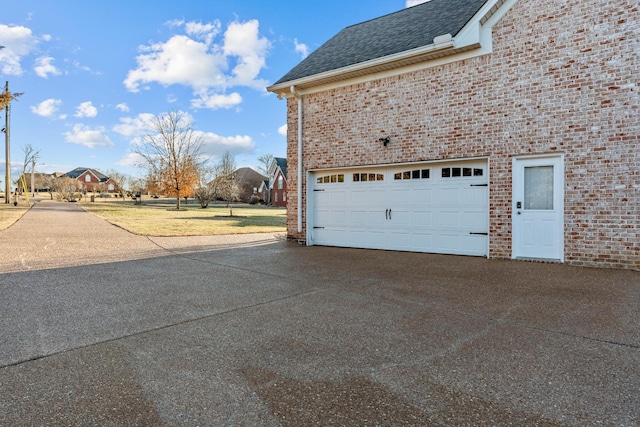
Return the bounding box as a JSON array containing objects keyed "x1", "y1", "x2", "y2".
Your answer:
[{"x1": 0, "y1": 201, "x2": 638, "y2": 426}]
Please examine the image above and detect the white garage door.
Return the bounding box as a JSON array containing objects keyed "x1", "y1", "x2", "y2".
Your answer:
[{"x1": 310, "y1": 159, "x2": 488, "y2": 256}]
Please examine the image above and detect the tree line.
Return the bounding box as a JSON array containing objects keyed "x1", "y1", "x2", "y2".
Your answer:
[{"x1": 18, "y1": 110, "x2": 276, "y2": 213}]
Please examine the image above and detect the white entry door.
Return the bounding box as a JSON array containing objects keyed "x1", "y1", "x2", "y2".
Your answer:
[{"x1": 512, "y1": 155, "x2": 564, "y2": 261}]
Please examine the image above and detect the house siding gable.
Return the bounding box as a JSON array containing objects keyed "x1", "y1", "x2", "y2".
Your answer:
[{"x1": 285, "y1": 0, "x2": 639, "y2": 269}]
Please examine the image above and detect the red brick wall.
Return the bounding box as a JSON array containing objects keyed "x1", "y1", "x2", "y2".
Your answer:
[{"x1": 286, "y1": 0, "x2": 639, "y2": 269}]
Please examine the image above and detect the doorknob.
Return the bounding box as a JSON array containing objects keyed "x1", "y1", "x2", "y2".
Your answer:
[{"x1": 517, "y1": 211, "x2": 521, "y2": 215}]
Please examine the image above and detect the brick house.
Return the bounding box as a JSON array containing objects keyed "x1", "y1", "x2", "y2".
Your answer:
[
  {"x1": 269, "y1": 157, "x2": 288, "y2": 207},
  {"x1": 267, "y1": 0, "x2": 639, "y2": 270},
  {"x1": 63, "y1": 167, "x2": 119, "y2": 194}
]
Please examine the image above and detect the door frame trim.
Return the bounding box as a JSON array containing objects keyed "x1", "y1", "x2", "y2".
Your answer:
[{"x1": 511, "y1": 153, "x2": 565, "y2": 262}]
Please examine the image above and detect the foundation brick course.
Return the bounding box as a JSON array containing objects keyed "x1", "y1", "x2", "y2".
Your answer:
[{"x1": 284, "y1": 0, "x2": 639, "y2": 270}]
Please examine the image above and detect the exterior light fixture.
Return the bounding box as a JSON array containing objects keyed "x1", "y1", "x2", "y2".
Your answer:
[{"x1": 379, "y1": 136, "x2": 390, "y2": 146}]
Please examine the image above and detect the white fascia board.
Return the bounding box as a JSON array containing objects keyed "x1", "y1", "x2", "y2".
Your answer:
[{"x1": 267, "y1": 40, "x2": 455, "y2": 96}]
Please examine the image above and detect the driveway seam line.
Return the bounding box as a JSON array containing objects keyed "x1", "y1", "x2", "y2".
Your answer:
[{"x1": 0, "y1": 287, "x2": 327, "y2": 371}]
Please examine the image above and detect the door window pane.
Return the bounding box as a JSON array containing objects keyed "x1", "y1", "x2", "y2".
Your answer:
[{"x1": 524, "y1": 166, "x2": 553, "y2": 210}]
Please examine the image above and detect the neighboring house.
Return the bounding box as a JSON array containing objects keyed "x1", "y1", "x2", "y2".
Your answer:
[
  {"x1": 269, "y1": 157, "x2": 287, "y2": 207},
  {"x1": 16, "y1": 172, "x2": 53, "y2": 193},
  {"x1": 257, "y1": 180, "x2": 269, "y2": 204},
  {"x1": 232, "y1": 167, "x2": 267, "y2": 202},
  {"x1": 267, "y1": 0, "x2": 639, "y2": 270},
  {"x1": 63, "y1": 167, "x2": 119, "y2": 193}
]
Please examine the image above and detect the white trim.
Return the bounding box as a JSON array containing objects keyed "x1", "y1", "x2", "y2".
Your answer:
[{"x1": 307, "y1": 156, "x2": 490, "y2": 173}]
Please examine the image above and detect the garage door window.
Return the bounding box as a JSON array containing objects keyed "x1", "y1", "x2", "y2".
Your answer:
[
  {"x1": 394, "y1": 169, "x2": 430, "y2": 180},
  {"x1": 353, "y1": 172, "x2": 384, "y2": 182},
  {"x1": 442, "y1": 167, "x2": 483, "y2": 178},
  {"x1": 316, "y1": 174, "x2": 344, "y2": 184}
]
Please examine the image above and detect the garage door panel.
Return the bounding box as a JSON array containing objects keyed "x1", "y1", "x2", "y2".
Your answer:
[
  {"x1": 410, "y1": 210, "x2": 433, "y2": 227},
  {"x1": 435, "y1": 187, "x2": 461, "y2": 204},
  {"x1": 411, "y1": 188, "x2": 433, "y2": 205},
  {"x1": 351, "y1": 190, "x2": 369, "y2": 204},
  {"x1": 461, "y1": 210, "x2": 487, "y2": 229},
  {"x1": 462, "y1": 187, "x2": 487, "y2": 205},
  {"x1": 389, "y1": 188, "x2": 412, "y2": 204},
  {"x1": 330, "y1": 210, "x2": 347, "y2": 225},
  {"x1": 436, "y1": 232, "x2": 461, "y2": 252},
  {"x1": 311, "y1": 160, "x2": 488, "y2": 256},
  {"x1": 436, "y1": 211, "x2": 460, "y2": 228}
]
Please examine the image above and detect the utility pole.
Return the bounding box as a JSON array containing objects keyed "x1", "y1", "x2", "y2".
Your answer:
[
  {"x1": 3, "y1": 81, "x2": 10, "y2": 204},
  {"x1": 1, "y1": 81, "x2": 23, "y2": 204}
]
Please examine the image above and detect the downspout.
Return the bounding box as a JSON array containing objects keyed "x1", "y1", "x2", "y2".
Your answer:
[{"x1": 290, "y1": 85, "x2": 303, "y2": 234}]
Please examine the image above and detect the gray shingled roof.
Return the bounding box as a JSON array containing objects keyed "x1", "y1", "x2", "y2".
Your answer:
[
  {"x1": 273, "y1": 0, "x2": 488, "y2": 86},
  {"x1": 63, "y1": 167, "x2": 109, "y2": 182}
]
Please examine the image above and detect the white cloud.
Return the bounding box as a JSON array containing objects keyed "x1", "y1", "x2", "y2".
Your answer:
[
  {"x1": 112, "y1": 113, "x2": 155, "y2": 138},
  {"x1": 114, "y1": 111, "x2": 253, "y2": 156},
  {"x1": 185, "y1": 20, "x2": 221, "y2": 45},
  {"x1": 64, "y1": 124, "x2": 114, "y2": 148},
  {"x1": 191, "y1": 92, "x2": 242, "y2": 110},
  {"x1": 406, "y1": 0, "x2": 431, "y2": 6},
  {"x1": 124, "y1": 19, "x2": 270, "y2": 109},
  {"x1": 116, "y1": 103, "x2": 129, "y2": 112},
  {"x1": 294, "y1": 38, "x2": 308, "y2": 59},
  {"x1": 278, "y1": 124, "x2": 287, "y2": 136},
  {"x1": 31, "y1": 98, "x2": 62, "y2": 117},
  {"x1": 34, "y1": 56, "x2": 60, "y2": 78},
  {"x1": 198, "y1": 131, "x2": 255, "y2": 157},
  {"x1": 74, "y1": 101, "x2": 97, "y2": 118},
  {"x1": 0, "y1": 24, "x2": 39, "y2": 75},
  {"x1": 124, "y1": 34, "x2": 227, "y2": 92},
  {"x1": 223, "y1": 20, "x2": 270, "y2": 89},
  {"x1": 116, "y1": 152, "x2": 144, "y2": 167}
]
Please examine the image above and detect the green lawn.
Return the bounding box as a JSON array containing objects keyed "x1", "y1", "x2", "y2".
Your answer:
[{"x1": 80, "y1": 198, "x2": 286, "y2": 236}]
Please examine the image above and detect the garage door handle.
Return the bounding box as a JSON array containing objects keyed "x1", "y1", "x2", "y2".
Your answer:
[{"x1": 388, "y1": 209, "x2": 392, "y2": 220}]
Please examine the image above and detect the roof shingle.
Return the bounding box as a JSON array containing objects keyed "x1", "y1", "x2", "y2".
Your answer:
[{"x1": 273, "y1": 0, "x2": 488, "y2": 86}]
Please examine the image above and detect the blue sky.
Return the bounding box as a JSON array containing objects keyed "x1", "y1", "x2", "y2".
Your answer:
[{"x1": 1, "y1": 0, "x2": 425, "y2": 181}]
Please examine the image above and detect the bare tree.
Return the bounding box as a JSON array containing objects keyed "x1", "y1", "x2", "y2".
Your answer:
[
  {"x1": 212, "y1": 151, "x2": 239, "y2": 216},
  {"x1": 194, "y1": 164, "x2": 216, "y2": 208},
  {"x1": 104, "y1": 169, "x2": 128, "y2": 200},
  {"x1": 39, "y1": 174, "x2": 57, "y2": 200},
  {"x1": 133, "y1": 110, "x2": 206, "y2": 210},
  {"x1": 17, "y1": 144, "x2": 39, "y2": 195},
  {"x1": 52, "y1": 177, "x2": 80, "y2": 202},
  {"x1": 256, "y1": 153, "x2": 274, "y2": 177},
  {"x1": 127, "y1": 176, "x2": 146, "y2": 197}
]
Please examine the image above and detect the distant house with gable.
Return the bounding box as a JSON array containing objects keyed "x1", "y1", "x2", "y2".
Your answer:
[
  {"x1": 257, "y1": 157, "x2": 288, "y2": 206},
  {"x1": 62, "y1": 167, "x2": 119, "y2": 193}
]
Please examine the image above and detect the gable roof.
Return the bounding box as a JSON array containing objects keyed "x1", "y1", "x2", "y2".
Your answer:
[
  {"x1": 232, "y1": 167, "x2": 267, "y2": 184},
  {"x1": 63, "y1": 167, "x2": 109, "y2": 182},
  {"x1": 274, "y1": 157, "x2": 287, "y2": 179},
  {"x1": 268, "y1": 0, "x2": 490, "y2": 93}
]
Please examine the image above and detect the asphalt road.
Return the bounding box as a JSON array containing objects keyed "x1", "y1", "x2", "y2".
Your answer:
[{"x1": 0, "y1": 201, "x2": 638, "y2": 426}]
